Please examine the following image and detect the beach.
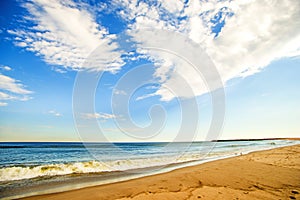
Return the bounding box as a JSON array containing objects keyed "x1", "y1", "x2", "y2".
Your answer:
[{"x1": 22, "y1": 144, "x2": 300, "y2": 200}]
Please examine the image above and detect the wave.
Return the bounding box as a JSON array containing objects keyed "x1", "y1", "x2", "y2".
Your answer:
[
  {"x1": 1, "y1": 141, "x2": 295, "y2": 182},
  {"x1": 0, "y1": 152, "x2": 220, "y2": 182}
]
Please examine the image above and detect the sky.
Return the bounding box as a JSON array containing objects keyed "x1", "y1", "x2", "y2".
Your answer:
[{"x1": 0, "y1": 0, "x2": 299, "y2": 142}]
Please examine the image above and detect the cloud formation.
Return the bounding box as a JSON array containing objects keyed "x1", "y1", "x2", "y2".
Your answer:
[
  {"x1": 0, "y1": 66, "x2": 12, "y2": 71},
  {"x1": 9, "y1": 0, "x2": 125, "y2": 72},
  {"x1": 81, "y1": 112, "x2": 117, "y2": 120},
  {"x1": 9, "y1": 0, "x2": 300, "y2": 101},
  {"x1": 115, "y1": 0, "x2": 300, "y2": 100},
  {"x1": 136, "y1": 93, "x2": 157, "y2": 101},
  {"x1": 113, "y1": 89, "x2": 127, "y2": 95},
  {"x1": 0, "y1": 73, "x2": 32, "y2": 106},
  {"x1": 0, "y1": 102, "x2": 8, "y2": 107},
  {"x1": 48, "y1": 110, "x2": 62, "y2": 117}
]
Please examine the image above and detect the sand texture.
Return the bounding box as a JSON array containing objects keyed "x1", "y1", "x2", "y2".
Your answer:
[{"x1": 23, "y1": 144, "x2": 300, "y2": 200}]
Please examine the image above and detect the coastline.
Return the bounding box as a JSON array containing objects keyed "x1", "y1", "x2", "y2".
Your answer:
[{"x1": 21, "y1": 144, "x2": 300, "y2": 200}]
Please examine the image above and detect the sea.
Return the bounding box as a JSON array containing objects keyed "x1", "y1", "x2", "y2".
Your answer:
[{"x1": 0, "y1": 140, "x2": 299, "y2": 199}]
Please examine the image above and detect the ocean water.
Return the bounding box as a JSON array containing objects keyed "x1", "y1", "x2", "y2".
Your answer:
[{"x1": 0, "y1": 140, "x2": 299, "y2": 199}]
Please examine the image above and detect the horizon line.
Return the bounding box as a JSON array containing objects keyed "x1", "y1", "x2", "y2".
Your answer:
[{"x1": 1, "y1": 137, "x2": 299, "y2": 143}]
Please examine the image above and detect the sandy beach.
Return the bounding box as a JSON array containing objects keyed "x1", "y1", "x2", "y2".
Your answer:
[{"x1": 23, "y1": 144, "x2": 300, "y2": 200}]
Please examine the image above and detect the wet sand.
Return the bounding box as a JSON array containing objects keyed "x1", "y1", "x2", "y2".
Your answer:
[{"x1": 23, "y1": 144, "x2": 300, "y2": 200}]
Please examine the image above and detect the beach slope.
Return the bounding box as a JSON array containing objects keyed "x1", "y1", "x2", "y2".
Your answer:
[{"x1": 23, "y1": 144, "x2": 300, "y2": 200}]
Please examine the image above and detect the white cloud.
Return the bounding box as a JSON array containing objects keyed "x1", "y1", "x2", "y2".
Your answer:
[
  {"x1": 1, "y1": 66, "x2": 12, "y2": 71},
  {"x1": 8, "y1": 0, "x2": 300, "y2": 101},
  {"x1": 158, "y1": 0, "x2": 184, "y2": 14},
  {"x1": 16, "y1": 42, "x2": 27, "y2": 47},
  {"x1": 136, "y1": 93, "x2": 157, "y2": 101},
  {"x1": 113, "y1": 89, "x2": 127, "y2": 95},
  {"x1": 9, "y1": 0, "x2": 125, "y2": 72},
  {"x1": 48, "y1": 110, "x2": 62, "y2": 117},
  {"x1": 0, "y1": 74, "x2": 32, "y2": 94},
  {"x1": 81, "y1": 112, "x2": 117, "y2": 120},
  {"x1": 115, "y1": 0, "x2": 300, "y2": 101},
  {"x1": 145, "y1": 85, "x2": 159, "y2": 90},
  {"x1": 203, "y1": 0, "x2": 300, "y2": 80},
  {"x1": 0, "y1": 91, "x2": 32, "y2": 102},
  {"x1": 0, "y1": 91, "x2": 14, "y2": 100},
  {"x1": 52, "y1": 67, "x2": 67, "y2": 74},
  {"x1": 0, "y1": 73, "x2": 32, "y2": 106},
  {"x1": 0, "y1": 102, "x2": 8, "y2": 107}
]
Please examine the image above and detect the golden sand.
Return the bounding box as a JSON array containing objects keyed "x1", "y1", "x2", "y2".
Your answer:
[{"x1": 23, "y1": 144, "x2": 300, "y2": 200}]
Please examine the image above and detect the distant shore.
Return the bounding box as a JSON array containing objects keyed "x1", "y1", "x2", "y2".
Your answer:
[
  {"x1": 23, "y1": 144, "x2": 300, "y2": 200},
  {"x1": 211, "y1": 137, "x2": 300, "y2": 142}
]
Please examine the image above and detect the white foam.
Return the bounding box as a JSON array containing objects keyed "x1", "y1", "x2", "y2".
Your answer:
[
  {"x1": 1, "y1": 141, "x2": 296, "y2": 182},
  {"x1": 0, "y1": 153, "x2": 214, "y2": 182}
]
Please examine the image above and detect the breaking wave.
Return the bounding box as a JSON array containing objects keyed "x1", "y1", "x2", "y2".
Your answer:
[{"x1": 0, "y1": 153, "x2": 214, "y2": 182}]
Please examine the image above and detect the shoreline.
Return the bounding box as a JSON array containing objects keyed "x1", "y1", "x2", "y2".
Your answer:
[
  {"x1": 2, "y1": 140, "x2": 296, "y2": 199},
  {"x1": 21, "y1": 144, "x2": 300, "y2": 200}
]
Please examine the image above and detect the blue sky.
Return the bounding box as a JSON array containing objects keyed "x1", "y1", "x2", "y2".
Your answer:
[{"x1": 0, "y1": 0, "x2": 299, "y2": 142}]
